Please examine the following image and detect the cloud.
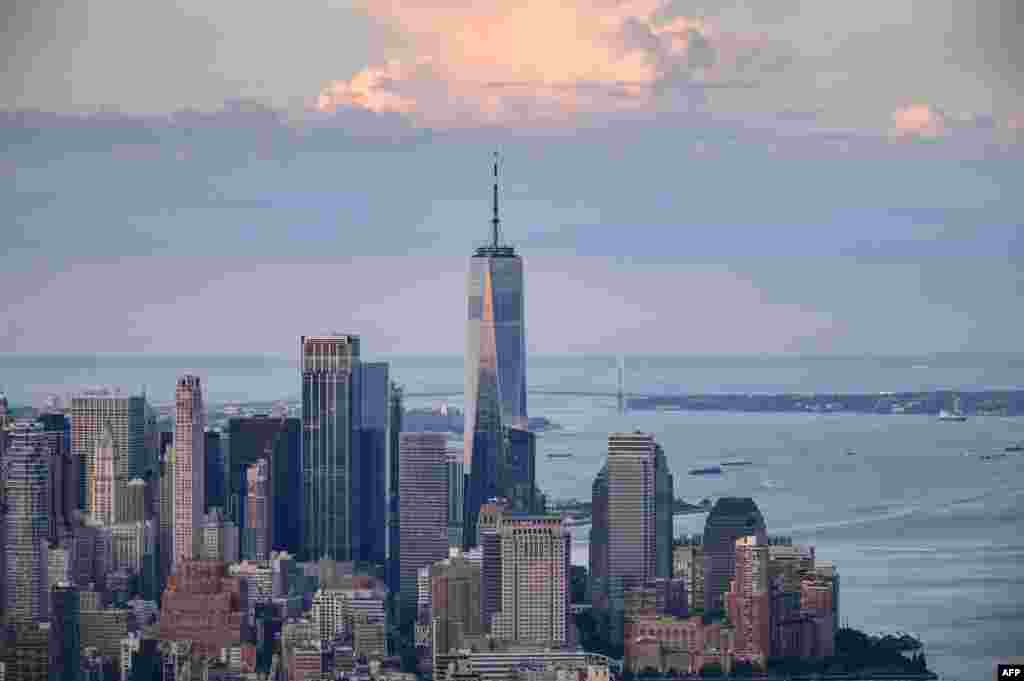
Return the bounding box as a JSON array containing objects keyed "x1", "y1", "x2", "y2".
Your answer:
[
  {"x1": 891, "y1": 104, "x2": 947, "y2": 139},
  {"x1": 314, "y1": 0, "x2": 780, "y2": 125}
]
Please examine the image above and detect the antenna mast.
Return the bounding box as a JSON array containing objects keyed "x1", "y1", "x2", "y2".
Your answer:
[{"x1": 491, "y1": 151, "x2": 501, "y2": 248}]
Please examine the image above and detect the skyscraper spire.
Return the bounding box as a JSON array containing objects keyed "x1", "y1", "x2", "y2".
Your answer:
[{"x1": 491, "y1": 151, "x2": 501, "y2": 248}]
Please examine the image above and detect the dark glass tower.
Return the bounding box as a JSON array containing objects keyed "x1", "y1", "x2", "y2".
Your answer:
[
  {"x1": 205, "y1": 429, "x2": 225, "y2": 512},
  {"x1": 464, "y1": 154, "x2": 528, "y2": 546},
  {"x1": 353, "y1": 361, "x2": 391, "y2": 565},
  {"x1": 703, "y1": 497, "x2": 767, "y2": 613},
  {"x1": 227, "y1": 415, "x2": 302, "y2": 557},
  {"x1": 301, "y1": 335, "x2": 360, "y2": 561}
]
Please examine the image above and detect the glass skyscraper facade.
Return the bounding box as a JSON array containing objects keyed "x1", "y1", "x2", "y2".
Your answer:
[
  {"x1": 464, "y1": 155, "x2": 528, "y2": 546},
  {"x1": 301, "y1": 335, "x2": 360, "y2": 561}
]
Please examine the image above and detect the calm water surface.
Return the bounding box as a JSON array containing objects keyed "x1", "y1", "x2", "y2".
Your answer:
[{"x1": 2, "y1": 353, "x2": 1022, "y2": 680}]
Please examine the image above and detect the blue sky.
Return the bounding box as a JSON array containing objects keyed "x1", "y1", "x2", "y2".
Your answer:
[{"x1": 2, "y1": 2, "x2": 1021, "y2": 354}]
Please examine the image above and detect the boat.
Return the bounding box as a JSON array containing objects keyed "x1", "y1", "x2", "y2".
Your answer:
[
  {"x1": 689, "y1": 466, "x2": 723, "y2": 476},
  {"x1": 720, "y1": 460, "x2": 753, "y2": 467},
  {"x1": 546, "y1": 452, "x2": 573, "y2": 459},
  {"x1": 980, "y1": 452, "x2": 1007, "y2": 461},
  {"x1": 938, "y1": 395, "x2": 967, "y2": 422},
  {"x1": 1005, "y1": 444, "x2": 1023, "y2": 453},
  {"x1": 846, "y1": 450, "x2": 857, "y2": 456}
]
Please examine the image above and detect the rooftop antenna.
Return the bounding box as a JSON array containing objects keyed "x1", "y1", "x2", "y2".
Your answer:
[{"x1": 491, "y1": 151, "x2": 501, "y2": 248}]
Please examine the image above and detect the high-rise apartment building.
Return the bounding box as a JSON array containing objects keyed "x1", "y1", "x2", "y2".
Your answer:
[
  {"x1": 246, "y1": 458, "x2": 272, "y2": 561},
  {"x1": 726, "y1": 535, "x2": 771, "y2": 663},
  {"x1": 301, "y1": 335, "x2": 360, "y2": 561},
  {"x1": 71, "y1": 391, "x2": 147, "y2": 514},
  {"x1": 386, "y1": 384, "x2": 404, "y2": 597},
  {"x1": 227, "y1": 415, "x2": 302, "y2": 557},
  {"x1": 703, "y1": 498, "x2": 767, "y2": 613},
  {"x1": 398, "y1": 432, "x2": 450, "y2": 618},
  {"x1": 4, "y1": 424, "x2": 50, "y2": 625},
  {"x1": 493, "y1": 515, "x2": 570, "y2": 646},
  {"x1": 173, "y1": 375, "x2": 205, "y2": 564},
  {"x1": 464, "y1": 155, "x2": 528, "y2": 546}
]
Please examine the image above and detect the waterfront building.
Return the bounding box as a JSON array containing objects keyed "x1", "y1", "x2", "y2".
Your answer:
[
  {"x1": 672, "y1": 536, "x2": 705, "y2": 614},
  {"x1": 430, "y1": 549, "x2": 483, "y2": 664},
  {"x1": 71, "y1": 391, "x2": 147, "y2": 514},
  {"x1": 398, "y1": 432, "x2": 450, "y2": 619},
  {"x1": 227, "y1": 415, "x2": 302, "y2": 557},
  {"x1": 4, "y1": 425, "x2": 50, "y2": 625},
  {"x1": 174, "y1": 375, "x2": 205, "y2": 563},
  {"x1": 725, "y1": 535, "x2": 771, "y2": 664},
  {"x1": 624, "y1": 614, "x2": 737, "y2": 675},
  {"x1": 702, "y1": 498, "x2": 766, "y2": 613},
  {"x1": 437, "y1": 649, "x2": 610, "y2": 681},
  {"x1": 246, "y1": 458, "x2": 273, "y2": 561},
  {"x1": 447, "y1": 451, "x2": 465, "y2": 549},
  {"x1": 464, "y1": 154, "x2": 528, "y2": 547},
  {"x1": 493, "y1": 515, "x2": 570, "y2": 646},
  {"x1": 301, "y1": 335, "x2": 360, "y2": 561}
]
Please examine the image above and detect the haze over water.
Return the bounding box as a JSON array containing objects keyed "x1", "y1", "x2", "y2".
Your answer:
[{"x1": 2, "y1": 352, "x2": 1022, "y2": 680}]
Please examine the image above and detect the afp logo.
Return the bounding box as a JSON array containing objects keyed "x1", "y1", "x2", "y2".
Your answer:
[{"x1": 999, "y1": 665, "x2": 1024, "y2": 678}]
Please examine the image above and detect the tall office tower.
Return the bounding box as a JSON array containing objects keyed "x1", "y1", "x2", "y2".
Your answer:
[
  {"x1": 71, "y1": 390, "x2": 147, "y2": 513},
  {"x1": 703, "y1": 497, "x2": 767, "y2": 613},
  {"x1": 246, "y1": 458, "x2": 273, "y2": 561},
  {"x1": 446, "y1": 451, "x2": 465, "y2": 549},
  {"x1": 205, "y1": 429, "x2": 226, "y2": 511},
  {"x1": 227, "y1": 415, "x2": 302, "y2": 556},
  {"x1": 464, "y1": 154, "x2": 528, "y2": 547},
  {"x1": 430, "y1": 550, "x2": 482, "y2": 664},
  {"x1": 673, "y1": 535, "x2": 705, "y2": 613},
  {"x1": 301, "y1": 335, "x2": 360, "y2": 561},
  {"x1": 354, "y1": 361, "x2": 391, "y2": 565},
  {"x1": 493, "y1": 515, "x2": 570, "y2": 645},
  {"x1": 477, "y1": 499, "x2": 509, "y2": 633},
  {"x1": 203, "y1": 508, "x2": 240, "y2": 563},
  {"x1": 4, "y1": 425, "x2": 50, "y2": 625},
  {"x1": 122, "y1": 477, "x2": 147, "y2": 523},
  {"x1": 607, "y1": 433, "x2": 662, "y2": 586},
  {"x1": 158, "y1": 448, "x2": 174, "y2": 591},
  {"x1": 654, "y1": 445, "x2": 674, "y2": 580},
  {"x1": 385, "y1": 384, "x2": 404, "y2": 597},
  {"x1": 502, "y1": 427, "x2": 536, "y2": 514},
  {"x1": 398, "y1": 433, "x2": 450, "y2": 620},
  {"x1": 36, "y1": 411, "x2": 74, "y2": 540},
  {"x1": 91, "y1": 423, "x2": 118, "y2": 524},
  {"x1": 589, "y1": 464, "x2": 609, "y2": 609},
  {"x1": 174, "y1": 375, "x2": 205, "y2": 564},
  {"x1": 51, "y1": 582, "x2": 81, "y2": 681},
  {"x1": 726, "y1": 535, "x2": 771, "y2": 662}
]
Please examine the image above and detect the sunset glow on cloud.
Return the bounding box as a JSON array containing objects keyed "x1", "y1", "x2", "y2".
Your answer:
[
  {"x1": 891, "y1": 104, "x2": 947, "y2": 139},
  {"x1": 314, "y1": 0, "x2": 768, "y2": 125}
]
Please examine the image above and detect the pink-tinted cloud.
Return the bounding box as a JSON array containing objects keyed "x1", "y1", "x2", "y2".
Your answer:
[
  {"x1": 891, "y1": 104, "x2": 947, "y2": 139},
  {"x1": 314, "y1": 1, "x2": 773, "y2": 125}
]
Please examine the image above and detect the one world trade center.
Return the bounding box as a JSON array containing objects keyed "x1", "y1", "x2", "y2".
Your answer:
[{"x1": 464, "y1": 153, "x2": 528, "y2": 545}]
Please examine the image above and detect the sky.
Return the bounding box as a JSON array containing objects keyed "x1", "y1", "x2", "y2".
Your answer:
[{"x1": 1, "y1": 1, "x2": 1022, "y2": 355}]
